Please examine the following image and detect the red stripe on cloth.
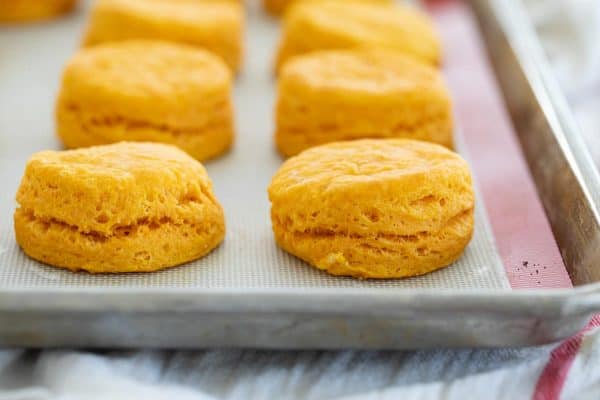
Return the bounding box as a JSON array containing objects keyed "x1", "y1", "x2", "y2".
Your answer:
[{"x1": 533, "y1": 316, "x2": 600, "y2": 400}]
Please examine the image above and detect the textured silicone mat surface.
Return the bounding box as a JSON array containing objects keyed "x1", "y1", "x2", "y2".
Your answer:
[{"x1": 0, "y1": 2, "x2": 510, "y2": 290}]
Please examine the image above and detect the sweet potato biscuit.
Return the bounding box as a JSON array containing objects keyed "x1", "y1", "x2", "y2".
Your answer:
[
  {"x1": 275, "y1": 0, "x2": 440, "y2": 72},
  {"x1": 275, "y1": 50, "x2": 453, "y2": 157},
  {"x1": 0, "y1": 0, "x2": 76, "y2": 23},
  {"x1": 263, "y1": 0, "x2": 391, "y2": 17},
  {"x1": 263, "y1": 0, "x2": 295, "y2": 15},
  {"x1": 14, "y1": 142, "x2": 226, "y2": 273},
  {"x1": 268, "y1": 139, "x2": 474, "y2": 279},
  {"x1": 56, "y1": 40, "x2": 234, "y2": 161},
  {"x1": 82, "y1": 0, "x2": 244, "y2": 71}
]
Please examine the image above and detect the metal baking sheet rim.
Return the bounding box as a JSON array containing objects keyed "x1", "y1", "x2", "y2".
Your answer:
[{"x1": 0, "y1": 286, "x2": 598, "y2": 316}]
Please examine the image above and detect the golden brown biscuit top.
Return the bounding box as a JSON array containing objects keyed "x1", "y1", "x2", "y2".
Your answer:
[
  {"x1": 26, "y1": 141, "x2": 207, "y2": 180},
  {"x1": 63, "y1": 40, "x2": 230, "y2": 99},
  {"x1": 59, "y1": 40, "x2": 231, "y2": 125},
  {"x1": 284, "y1": 1, "x2": 440, "y2": 64},
  {"x1": 269, "y1": 139, "x2": 473, "y2": 236},
  {"x1": 270, "y1": 139, "x2": 468, "y2": 195},
  {"x1": 95, "y1": 0, "x2": 241, "y2": 24},
  {"x1": 17, "y1": 142, "x2": 217, "y2": 235},
  {"x1": 280, "y1": 50, "x2": 445, "y2": 96}
]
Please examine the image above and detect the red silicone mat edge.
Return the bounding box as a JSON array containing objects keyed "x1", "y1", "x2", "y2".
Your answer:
[{"x1": 425, "y1": 0, "x2": 572, "y2": 288}]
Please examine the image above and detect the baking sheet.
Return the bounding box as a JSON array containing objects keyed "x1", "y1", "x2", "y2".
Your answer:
[{"x1": 0, "y1": 1, "x2": 510, "y2": 291}]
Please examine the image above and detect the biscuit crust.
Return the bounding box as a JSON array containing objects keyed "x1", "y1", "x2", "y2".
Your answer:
[
  {"x1": 268, "y1": 139, "x2": 474, "y2": 279},
  {"x1": 263, "y1": 0, "x2": 391, "y2": 16},
  {"x1": 276, "y1": 50, "x2": 453, "y2": 157},
  {"x1": 0, "y1": 0, "x2": 76, "y2": 23},
  {"x1": 56, "y1": 40, "x2": 234, "y2": 161},
  {"x1": 83, "y1": 0, "x2": 244, "y2": 71},
  {"x1": 14, "y1": 142, "x2": 226, "y2": 273},
  {"x1": 275, "y1": 1, "x2": 440, "y2": 72}
]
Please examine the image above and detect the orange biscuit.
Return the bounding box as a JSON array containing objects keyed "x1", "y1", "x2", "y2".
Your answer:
[
  {"x1": 268, "y1": 139, "x2": 474, "y2": 279},
  {"x1": 0, "y1": 0, "x2": 76, "y2": 23},
  {"x1": 263, "y1": 0, "x2": 391, "y2": 16},
  {"x1": 83, "y1": 0, "x2": 244, "y2": 71},
  {"x1": 56, "y1": 40, "x2": 234, "y2": 161},
  {"x1": 275, "y1": 0, "x2": 440, "y2": 73},
  {"x1": 276, "y1": 50, "x2": 453, "y2": 157},
  {"x1": 15, "y1": 142, "x2": 226, "y2": 273}
]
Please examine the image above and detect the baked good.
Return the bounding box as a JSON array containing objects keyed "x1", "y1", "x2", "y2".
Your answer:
[
  {"x1": 263, "y1": 0, "x2": 295, "y2": 15},
  {"x1": 82, "y1": 0, "x2": 244, "y2": 71},
  {"x1": 274, "y1": 0, "x2": 440, "y2": 72},
  {"x1": 0, "y1": 0, "x2": 76, "y2": 23},
  {"x1": 268, "y1": 139, "x2": 474, "y2": 279},
  {"x1": 14, "y1": 142, "x2": 226, "y2": 273},
  {"x1": 275, "y1": 49, "x2": 453, "y2": 157},
  {"x1": 56, "y1": 40, "x2": 234, "y2": 161},
  {"x1": 263, "y1": 0, "x2": 390, "y2": 17}
]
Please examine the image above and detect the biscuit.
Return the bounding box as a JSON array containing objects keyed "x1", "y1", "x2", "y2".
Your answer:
[
  {"x1": 56, "y1": 40, "x2": 234, "y2": 161},
  {"x1": 82, "y1": 0, "x2": 244, "y2": 71},
  {"x1": 268, "y1": 139, "x2": 474, "y2": 279},
  {"x1": 0, "y1": 0, "x2": 76, "y2": 23},
  {"x1": 14, "y1": 142, "x2": 226, "y2": 273},
  {"x1": 275, "y1": 50, "x2": 453, "y2": 157},
  {"x1": 263, "y1": 0, "x2": 390, "y2": 17},
  {"x1": 275, "y1": 1, "x2": 440, "y2": 72}
]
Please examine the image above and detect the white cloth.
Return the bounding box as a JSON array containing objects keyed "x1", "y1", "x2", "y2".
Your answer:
[
  {"x1": 0, "y1": 347, "x2": 556, "y2": 399},
  {"x1": 1, "y1": 333, "x2": 600, "y2": 400},
  {"x1": 526, "y1": 0, "x2": 600, "y2": 164},
  {"x1": 2, "y1": 1, "x2": 600, "y2": 399}
]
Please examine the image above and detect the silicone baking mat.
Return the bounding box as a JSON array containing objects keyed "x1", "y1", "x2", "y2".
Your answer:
[{"x1": 0, "y1": 0, "x2": 564, "y2": 291}]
